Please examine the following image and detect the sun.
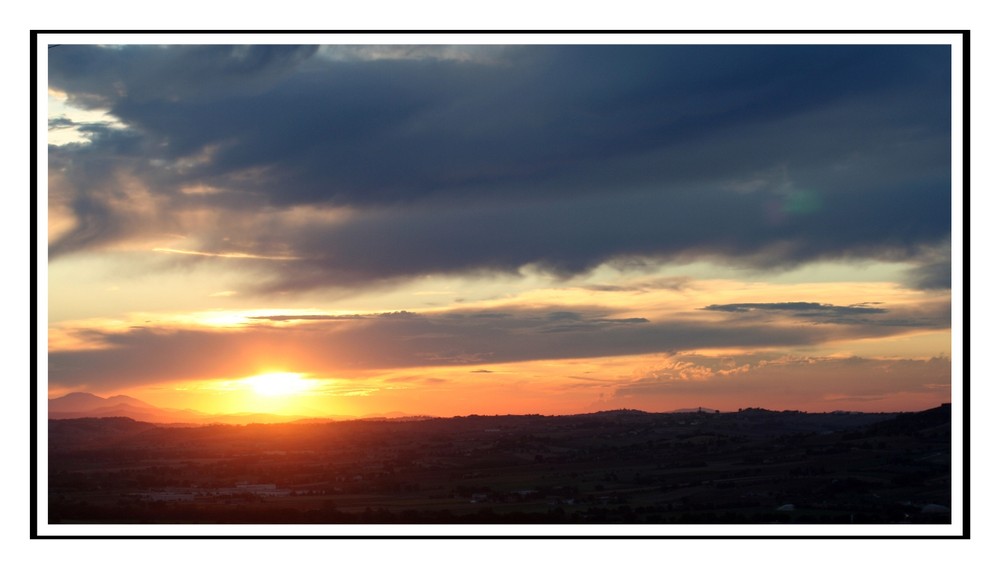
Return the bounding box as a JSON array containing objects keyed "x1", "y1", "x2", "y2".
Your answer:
[{"x1": 242, "y1": 372, "x2": 310, "y2": 397}]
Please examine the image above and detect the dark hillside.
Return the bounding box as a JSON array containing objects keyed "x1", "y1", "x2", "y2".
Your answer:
[{"x1": 48, "y1": 407, "x2": 951, "y2": 524}]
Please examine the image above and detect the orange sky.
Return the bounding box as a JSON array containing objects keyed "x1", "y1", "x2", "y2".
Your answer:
[
  {"x1": 45, "y1": 41, "x2": 957, "y2": 418},
  {"x1": 48, "y1": 266, "x2": 953, "y2": 416}
]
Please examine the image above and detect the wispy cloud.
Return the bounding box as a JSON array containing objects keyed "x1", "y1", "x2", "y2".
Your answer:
[
  {"x1": 604, "y1": 353, "x2": 951, "y2": 412},
  {"x1": 702, "y1": 301, "x2": 887, "y2": 314},
  {"x1": 152, "y1": 247, "x2": 302, "y2": 260},
  {"x1": 49, "y1": 299, "x2": 947, "y2": 392}
]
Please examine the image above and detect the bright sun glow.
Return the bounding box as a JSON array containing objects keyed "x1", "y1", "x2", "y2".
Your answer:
[{"x1": 242, "y1": 372, "x2": 310, "y2": 397}]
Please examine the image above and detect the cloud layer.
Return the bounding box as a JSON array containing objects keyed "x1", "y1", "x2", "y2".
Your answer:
[
  {"x1": 49, "y1": 296, "x2": 951, "y2": 391},
  {"x1": 48, "y1": 44, "x2": 953, "y2": 292}
]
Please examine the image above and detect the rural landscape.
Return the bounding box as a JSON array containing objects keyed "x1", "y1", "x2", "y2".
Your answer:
[{"x1": 48, "y1": 395, "x2": 951, "y2": 525}]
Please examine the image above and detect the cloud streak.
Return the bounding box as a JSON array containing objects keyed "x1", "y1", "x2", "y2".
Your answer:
[
  {"x1": 702, "y1": 302, "x2": 887, "y2": 314},
  {"x1": 152, "y1": 247, "x2": 302, "y2": 260},
  {"x1": 49, "y1": 298, "x2": 949, "y2": 391}
]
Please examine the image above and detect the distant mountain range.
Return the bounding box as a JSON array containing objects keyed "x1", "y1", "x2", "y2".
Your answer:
[
  {"x1": 47, "y1": 392, "x2": 435, "y2": 425},
  {"x1": 47, "y1": 392, "x2": 347, "y2": 425},
  {"x1": 50, "y1": 392, "x2": 926, "y2": 426},
  {"x1": 48, "y1": 391, "x2": 157, "y2": 413}
]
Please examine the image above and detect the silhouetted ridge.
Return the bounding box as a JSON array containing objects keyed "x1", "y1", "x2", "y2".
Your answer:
[
  {"x1": 588, "y1": 409, "x2": 648, "y2": 416},
  {"x1": 863, "y1": 403, "x2": 951, "y2": 436},
  {"x1": 49, "y1": 404, "x2": 950, "y2": 524},
  {"x1": 50, "y1": 416, "x2": 141, "y2": 429},
  {"x1": 48, "y1": 417, "x2": 159, "y2": 444}
]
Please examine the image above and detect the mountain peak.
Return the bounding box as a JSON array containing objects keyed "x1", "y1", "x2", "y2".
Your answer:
[
  {"x1": 49, "y1": 392, "x2": 161, "y2": 413},
  {"x1": 48, "y1": 392, "x2": 108, "y2": 412},
  {"x1": 105, "y1": 394, "x2": 157, "y2": 409}
]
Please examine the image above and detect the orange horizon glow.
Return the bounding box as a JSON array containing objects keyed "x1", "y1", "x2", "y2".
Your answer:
[
  {"x1": 45, "y1": 44, "x2": 956, "y2": 422},
  {"x1": 47, "y1": 272, "x2": 952, "y2": 419},
  {"x1": 47, "y1": 346, "x2": 952, "y2": 420}
]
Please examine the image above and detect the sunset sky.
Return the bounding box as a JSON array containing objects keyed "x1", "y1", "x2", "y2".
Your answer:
[{"x1": 45, "y1": 41, "x2": 957, "y2": 418}]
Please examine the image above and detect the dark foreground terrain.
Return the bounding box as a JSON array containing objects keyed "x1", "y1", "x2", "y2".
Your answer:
[{"x1": 48, "y1": 405, "x2": 951, "y2": 524}]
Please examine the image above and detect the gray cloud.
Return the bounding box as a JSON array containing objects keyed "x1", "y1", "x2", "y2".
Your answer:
[
  {"x1": 702, "y1": 300, "x2": 949, "y2": 328},
  {"x1": 703, "y1": 302, "x2": 887, "y2": 314},
  {"x1": 908, "y1": 260, "x2": 952, "y2": 290},
  {"x1": 904, "y1": 244, "x2": 953, "y2": 290},
  {"x1": 48, "y1": 44, "x2": 952, "y2": 290},
  {"x1": 48, "y1": 117, "x2": 76, "y2": 130},
  {"x1": 702, "y1": 302, "x2": 890, "y2": 325},
  {"x1": 49, "y1": 301, "x2": 946, "y2": 391},
  {"x1": 50, "y1": 45, "x2": 318, "y2": 111}
]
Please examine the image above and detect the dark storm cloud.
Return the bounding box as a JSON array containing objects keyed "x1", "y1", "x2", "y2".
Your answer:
[
  {"x1": 50, "y1": 302, "x2": 945, "y2": 391},
  {"x1": 48, "y1": 44, "x2": 952, "y2": 289},
  {"x1": 206, "y1": 176, "x2": 950, "y2": 291},
  {"x1": 50, "y1": 45, "x2": 318, "y2": 110}
]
